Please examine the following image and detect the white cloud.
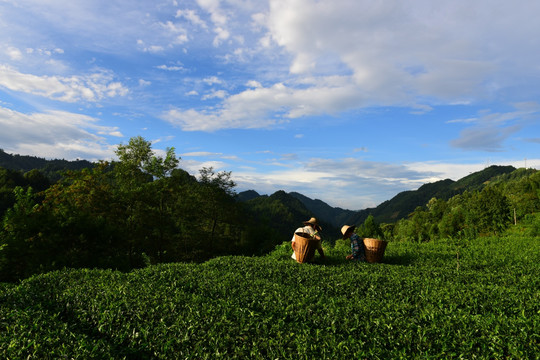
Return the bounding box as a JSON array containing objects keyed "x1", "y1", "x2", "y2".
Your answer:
[
  {"x1": 264, "y1": 0, "x2": 540, "y2": 104},
  {"x1": 139, "y1": 79, "x2": 151, "y2": 87},
  {"x1": 451, "y1": 125, "x2": 522, "y2": 152},
  {"x1": 162, "y1": 107, "x2": 276, "y2": 131},
  {"x1": 202, "y1": 89, "x2": 228, "y2": 100},
  {"x1": 182, "y1": 151, "x2": 222, "y2": 157},
  {"x1": 449, "y1": 102, "x2": 540, "y2": 151},
  {"x1": 203, "y1": 76, "x2": 223, "y2": 85},
  {"x1": 0, "y1": 106, "x2": 120, "y2": 160},
  {"x1": 180, "y1": 159, "x2": 228, "y2": 175},
  {"x1": 160, "y1": 21, "x2": 189, "y2": 45},
  {"x1": 156, "y1": 64, "x2": 186, "y2": 71},
  {"x1": 176, "y1": 9, "x2": 208, "y2": 29},
  {"x1": 246, "y1": 80, "x2": 262, "y2": 88},
  {"x1": 446, "y1": 118, "x2": 478, "y2": 124},
  {"x1": 6, "y1": 46, "x2": 23, "y2": 60},
  {"x1": 6, "y1": 0, "x2": 540, "y2": 133},
  {"x1": 195, "y1": 0, "x2": 232, "y2": 46},
  {"x1": 167, "y1": 142, "x2": 540, "y2": 210},
  {"x1": 406, "y1": 159, "x2": 540, "y2": 181},
  {"x1": 229, "y1": 158, "x2": 423, "y2": 209},
  {"x1": 212, "y1": 27, "x2": 230, "y2": 46},
  {"x1": 0, "y1": 65, "x2": 128, "y2": 103},
  {"x1": 141, "y1": 44, "x2": 165, "y2": 53},
  {"x1": 158, "y1": 1, "x2": 540, "y2": 132},
  {"x1": 162, "y1": 80, "x2": 362, "y2": 130}
]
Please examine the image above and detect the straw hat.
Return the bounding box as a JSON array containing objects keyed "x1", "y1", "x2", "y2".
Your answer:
[
  {"x1": 341, "y1": 225, "x2": 356, "y2": 239},
  {"x1": 303, "y1": 217, "x2": 322, "y2": 231}
]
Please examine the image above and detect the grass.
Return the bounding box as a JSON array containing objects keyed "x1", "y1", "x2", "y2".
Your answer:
[{"x1": 1, "y1": 236, "x2": 539, "y2": 359}]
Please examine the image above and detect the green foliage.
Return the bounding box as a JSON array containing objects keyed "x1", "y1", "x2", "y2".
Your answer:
[
  {"x1": 393, "y1": 168, "x2": 536, "y2": 242},
  {"x1": 0, "y1": 187, "x2": 48, "y2": 281},
  {"x1": 1, "y1": 141, "x2": 539, "y2": 282},
  {"x1": 356, "y1": 214, "x2": 384, "y2": 239},
  {"x1": 468, "y1": 186, "x2": 512, "y2": 236},
  {"x1": 346, "y1": 165, "x2": 517, "y2": 225},
  {"x1": 1, "y1": 236, "x2": 538, "y2": 359},
  {"x1": 451, "y1": 165, "x2": 516, "y2": 191},
  {"x1": 0, "y1": 167, "x2": 50, "y2": 218},
  {"x1": 0, "y1": 137, "x2": 281, "y2": 281},
  {"x1": 289, "y1": 191, "x2": 357, "y2": 228},
  {"x1": 242, "y1": 190, "x2": 318, "y2": 250},
  {"x1": 0, "y1": 148, "x2": 94, "y2": 182}
]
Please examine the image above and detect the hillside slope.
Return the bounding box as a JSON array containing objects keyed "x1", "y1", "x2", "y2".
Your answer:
[
  {"x1": 344, "y1": 165, "x2": 517, "y2": 224},
  {"x1": 239, "y1": 165, "x2": 519, "y2": 227},
  {"x1": 0, "y1": 149, "x2": 522, "y2": 227},
  {"x1": 241, "y1": 190, "x2": 338, "y2": 240},
  {"x1": 1, "y1": 236, "x2": 538, "y2": 359},
  {"x1": 0, "y1": 149, "x2": 94, "y2": 181}
]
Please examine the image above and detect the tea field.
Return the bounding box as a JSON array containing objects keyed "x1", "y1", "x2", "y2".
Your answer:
[{"x1": 1, "y1": 236, "x2": 539, "y2": 359}]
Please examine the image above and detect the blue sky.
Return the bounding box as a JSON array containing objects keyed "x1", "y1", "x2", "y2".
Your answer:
[{"x1": 1, "y1": 0, "x2": 539, "y2": 210}]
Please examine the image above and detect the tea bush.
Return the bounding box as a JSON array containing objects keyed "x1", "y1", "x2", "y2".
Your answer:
[{"x1": 1, "y1": 236, "x2": 539, "y2": 359}]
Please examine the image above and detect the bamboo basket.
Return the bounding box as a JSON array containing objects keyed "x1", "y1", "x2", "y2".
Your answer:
[
  {"x1": 293, "y1": 232, "x2": 317, "y2": 263},
  {"x1": 363, "y1": 238, "x2": 387, "y2": 263}
]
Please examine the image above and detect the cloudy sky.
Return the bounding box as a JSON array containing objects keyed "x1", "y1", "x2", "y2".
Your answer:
[{"x1": 1, "y1": 0, "x2": 539, "y2": 210}]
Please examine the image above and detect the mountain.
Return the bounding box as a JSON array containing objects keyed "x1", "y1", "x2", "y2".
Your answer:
[
  {"x1": 238, "y1": 165, "x2": 519, "y2": 228},
  {"x1": 0, "y1": 149, "x2": 94, "y2": 182},
  {"x1": 1, "y1": 149, "x2": 521, "y2": 229},
  {"x1": 235, "y1": 189, "x2": 262, "y2": 202},
  {"x1": 343, "y1": 165, "x2": 517, "y2": 225},
  {"x1": 288, "y1": 192, "x2": 356, "y2": 228},
  {"x1": 451, "y1": 165, "x2": 516, "y2": 191},
  {"x1": 240, "y1": 190, "x2": 340, "y2": 241}
]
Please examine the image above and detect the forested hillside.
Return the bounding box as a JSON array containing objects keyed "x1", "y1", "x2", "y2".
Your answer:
[
  {"x1": 0, "y1": 137, "x2": 295, "y2": 282},
  {"x1": 239, "y1": 165, "x2": 521, "y2": 227},
  {"x1": 1, "y1": 137, "x2": 539, "y2": 282},
  {"x1": 289, "y1": 191, "x2": 356, "y2": 228},
  {"x1": 0, "y1": 149, "x2": 94, "y2": 182},
  {"x1": 343, "y1": 165, "x2": 517, "y2": 225},
  {"x1": 240, "y1": 190, "x2": 338, "y2": 242},
  {"x1": 240, "y1": 166, "x2": 540, "y2": 243}
]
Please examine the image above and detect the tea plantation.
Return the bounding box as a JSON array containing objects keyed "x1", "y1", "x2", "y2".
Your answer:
[{"x1": 1, "y1": 236, "x2": 539, "y2": 359}]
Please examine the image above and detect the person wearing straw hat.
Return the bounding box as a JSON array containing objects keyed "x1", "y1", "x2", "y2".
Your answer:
[
  {"x1": 291, "y1": 217, "x2": 326, "y2": 262},
  {"x1": 341, "y1": 224, "x2": 366, "y2": 261}
]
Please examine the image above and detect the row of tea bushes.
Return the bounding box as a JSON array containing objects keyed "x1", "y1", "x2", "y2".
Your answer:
[{"x1": 1, "y1": 236, "x2": 539, "y2": 358}]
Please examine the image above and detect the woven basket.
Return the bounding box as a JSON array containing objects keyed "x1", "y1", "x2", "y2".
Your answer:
[
  {"x1": 363, "y1": 238, "x2": 387, "y2": 263},
  {"x1": 293, "y1": 232, "x2": 317, "y2": 263}
]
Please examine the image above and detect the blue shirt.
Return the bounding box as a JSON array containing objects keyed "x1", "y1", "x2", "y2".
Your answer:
[{"x1": 350, "y1": 234, "x2": 366, "y2": 261}]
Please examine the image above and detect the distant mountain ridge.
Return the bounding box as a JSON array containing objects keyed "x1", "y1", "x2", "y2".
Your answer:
[
  {"x1": 288, "y1": 192, "x2": 356, "y2": 228},
  {"x1": 0, "y1": 149, "x2": 94, "y2": 181},
  {"x1": 238, "y1": 165, "x2": 518, "y2": 227},
  {"x1": 0, "y1": 150, "x2": 519, "y2": 228}
]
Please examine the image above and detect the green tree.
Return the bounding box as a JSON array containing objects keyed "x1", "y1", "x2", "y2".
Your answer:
[
  {"x1": 469, "y1": 187, "x2": 512, "y2": 236},
  {"x1": 40, "y1": 162, "x2": 127, "y2": 269},
  {"x1": 503, "y1": 171, "x2": 540, "y2": 221},
  {"x1": 438, "y1": 205, "x2": 466, "y2": 239},
  {"x1": 357, "y1": 214, "x2": 383, "y2": 239},
  {"x1": 113, "y1": 136, "x2": 180, "y2": 265},
  {"x1": 393, "y1": 218, "x2": 416, "y2": 242},
  {"x1": 0, "y1": 187, "x2": 57, "y2": 281},
  {"x1": 23, "y1": 169, "x2": 50, "y2": 192},
  {"x1": 194, "y1": 167, "x2": 238, "y2": 252},
  {"x1": 0, "y1": 168, "x2": 26, "y2": 218}
]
